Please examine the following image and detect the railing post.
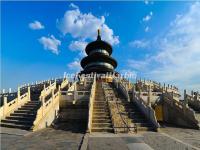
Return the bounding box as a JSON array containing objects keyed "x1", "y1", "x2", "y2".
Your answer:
[
  {"x1": 184, "y1": 89, "x2": 188, "y2": 106},
  {"x1": 195, "y1": 92, "x2": 199, "y2": 101},
  {"x1": 74, "y1": 91, "x2": 77, "y2": 102},
  {"x1": 17, "y1": 87, "x2": 21, "y2": 106},
  {"x1": 42, "y1": 96, "x2": 45, "y2": 116},
  {"x1": 52, "y1": 89, "x2": 54, "y2": 105},
  {"x1": 28, "y1": 86, "x2": 31, "y2": 100},
  {"x1": 191, "y1": 90, "x2": 194, "y2": 97},
  {"x1": 171, "y1": 91, "x2": 174, "y2": 100},
  {"x1": 3, "y1": 96, "x2": 8, "y2": 117},
  {"x1": 147, "y1": 86, "x2": 151, "y2": 106}
]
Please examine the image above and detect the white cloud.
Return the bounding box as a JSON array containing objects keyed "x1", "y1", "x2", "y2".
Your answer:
[
  {"x1": 67, "y1": 59, "x2": 81, "y2": 71},
  {"x1": 69, "y1": 3, "x2": 79, "y2": 9},
  {"x1": 129, "y1": 2, "x2": 200, "y2": 90},
  {"x1": 144, "y1": 0, "x2": 149, "y2": 5},
  {"x1": 145, "y1": 26, "x2": 150, "y2": 32},
  {"x1": 128, "y1": 59, "x2": 148, "y2": 71},
  {"x1": 57, "y1": 5, "x2": 119, "y2": 45},
  {"x1": 129, "y1": 39, "x2": 150, "y2": 48},
  {"x1": 38, "y1": 35, "x2": 61, "y2": 54},
  {"x1": 144, "y1": 0, "x2": 154, "y2": 5},
  {"x1": 69, "y1": 40, "x2": 87, "y2": 56},
  {"x1": 29, "y1": 21, "x2": 44, "y2": 30},
  {"x1": 143, "y1": 11, "x2": 153, "y2": 22}
]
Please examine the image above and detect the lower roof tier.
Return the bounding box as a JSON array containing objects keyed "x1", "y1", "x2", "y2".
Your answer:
[
  {"x1": 79, "y1": 65, "x2": 115, "y2": 74},
  {"x1": 80, "y1": 53, "x2": 117, "y2": 69}
]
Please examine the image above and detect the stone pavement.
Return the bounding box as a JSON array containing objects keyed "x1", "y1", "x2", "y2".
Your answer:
[
  {"x1": 1, "y1": 126, "x2": 200, "y2": 150},
  {"x1": 88, "y1": 133, "x2": 153, "y2": 150},
  {"x1": 87, "y1": 132, "x2": 200, "y2": 150},
  {"x1": 160, "y1": 126, "x2": 200, "y2": 149},
  {"x1": 0, "y1": 122, "x2": 85, "y2": 150}
]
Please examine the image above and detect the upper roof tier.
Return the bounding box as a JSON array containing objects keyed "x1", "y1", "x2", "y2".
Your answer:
[{"x1": 85, "y1": 29, "x2": 113, "y2": 55}]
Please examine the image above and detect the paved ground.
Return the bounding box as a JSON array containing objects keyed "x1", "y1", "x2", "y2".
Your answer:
[
  {"x1": 88, "y1": 132, "x2": 200, "y2": 150},
  {"x1": 88, "y1": 133, "x2": 153, "y2": 150},
  {"x1": 0, "y1": 121, "x2": 86, "y2": 150},
  {"x1": 1, "y1": 126, "x2": 200, "y2": 150},
  {"x1": 160, "y1": 126, "x2": 200, "y2": 149}
]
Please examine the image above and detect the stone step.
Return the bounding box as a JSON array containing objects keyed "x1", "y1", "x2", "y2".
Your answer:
[
  {"x1": 93, "y1": 112, "x2": 109, "y2": 116},
  {"x1": 0, "y1": 122, "x2": 31, "y2": 130},
  {"x1": 14, "y1": 110, "x2": 37, "y2": 114},
  {"x1": 93, "y1": 109, "x2": 109, "y2": 112},
  {"x1": 93, "y1": 116, "x2": 111, "y2": 120},
  {"x1": 92, "y1": 119, "x2": 112, "y2": 123},
  {"x1": 18, "y1": 107, "x2": 39, "y2": 111},
  {"x1": 27, "y1": 101, "x2": 40, "y2": 103},
  {"x1": 93, "y1": 106, "x2": 106, "y2": 109},
  {"x1": 10, "y1": 113, "x2": 36, "y2": 117},
  {"x1": 6, "y1": 116, "x2": 35, "y2": 121},
  {"x1": 23, "y1": 104, "x2": 40, "y2": 107},
  {"x1": 1, "y1": 119, "x2": 33, "y2": 125},
  {"x1": 93, "y1": 104, "x2": 107, "y2": 106},
  {"x1": 94, "y1": 100, "x2": 106, "y2": 102},
  {"x1": 91, "y1": 127, "x2": 114, "y2": 133},
  {"x1": 92, "y1": 123, "x2": 112, "y2": 128},
  {"x1": 94, "y1": 101, "x2": 106, "y2": 104}
]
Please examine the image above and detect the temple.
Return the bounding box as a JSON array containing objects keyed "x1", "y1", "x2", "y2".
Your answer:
[
  {"x1": 80, "y1": 29, "x2": 117, "y2": 74},
  {"x1": 1, "y1": 29, "x2": 200, "y2": 150}
]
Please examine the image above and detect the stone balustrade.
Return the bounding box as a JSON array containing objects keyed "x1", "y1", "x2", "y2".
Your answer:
[
  {"x1": 87, "y1": 75, "x2": 96, "y2": 133},
  {"x1": 185, "y1": 90, "x2": 200, "y2": 110},
  {"x1": 162, "y1": 92, "x2": 199, "y2": 128},
  {"x1": 0, "y1": 87, "x2": 31, "y2": 119},
  {"x1": 113, "y1": 78, "x2": 130, "y2": 102},
  {"x1": 132, "y1": 88, "x2": 160, "y2": 129},
  {"x1": 32, "y1": 78, "x2": 68, "y2": 131}
]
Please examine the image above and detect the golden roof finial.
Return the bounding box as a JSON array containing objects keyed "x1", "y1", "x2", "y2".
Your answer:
[
  {"x1": 98, "y1": 29, "x2": 100, "y2": 36},
  {"x1": 97, "y1": 28, "x2": 101, "y2": 40}
]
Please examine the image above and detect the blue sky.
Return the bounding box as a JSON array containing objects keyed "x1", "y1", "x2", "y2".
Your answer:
[{"x1": 1, "y1": 1, "x2": 200, "y2": 91}]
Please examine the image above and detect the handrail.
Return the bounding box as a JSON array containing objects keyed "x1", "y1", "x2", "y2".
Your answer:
[
  {"x1": 32, "y1": 79, "x2": 68, "y2": 131},
  {"x1": 113, "y1": 78, "x2": 130, "y2": 102},
  {"x1": 164, "y1": 92, "x2": 196, "y2": 115},
  {"x1": 0, "y1": 92, "x2": 30, "y2": 119},
  {"x1": 40, "y1": 81, "x2": 57, "y2": 98},
  {"x1": 163, "y1": 92, "x2": 199, "y2": 126},
  {"x1": 102, "y1": 82, "x2": 135, "y2": 133},
  {"x1": 87, "y1": 75, "x2": 96, "y2": 133},
  {"x1": 61, "y1": 79, "x2": 69, "y2": 89},
  {"x1": 133, "y1": 91, "x2": 160, "y2": 129}
]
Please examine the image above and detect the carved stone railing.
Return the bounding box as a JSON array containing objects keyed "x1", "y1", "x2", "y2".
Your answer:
[
  {"x1": 113, "y1": 78, "x2": 130, "y2": 102},
  {"x1": 60, "y1": 91, "x2": 90, "y2": 103},
  {"x1": 32, "y1": 79, "x2": 67, "y2": 131},
  {"x1": 0, "y1": 87, "x2": 30, "y2": 119},
  {"x1": 163, "y1": 92, "x2": 199, "y2": 128},
  {"x1": 40, "y1": 80, "x2": 57, "y2": 98},
  {"x1": 186, "y1": 92, "x2": 200, "y2": 110},
  {"x1": 60, "y1": 78, "x2": 69, "y2": 90},
  {"x1": 68, "y1": 81, "x2": 78, "y2": 91},
  {"x1": 132, "y1": 90, "x2": 160, "y2": 130},
  {"x1": 87, "y1": 75, "x2": 96, "y2": 133}
]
